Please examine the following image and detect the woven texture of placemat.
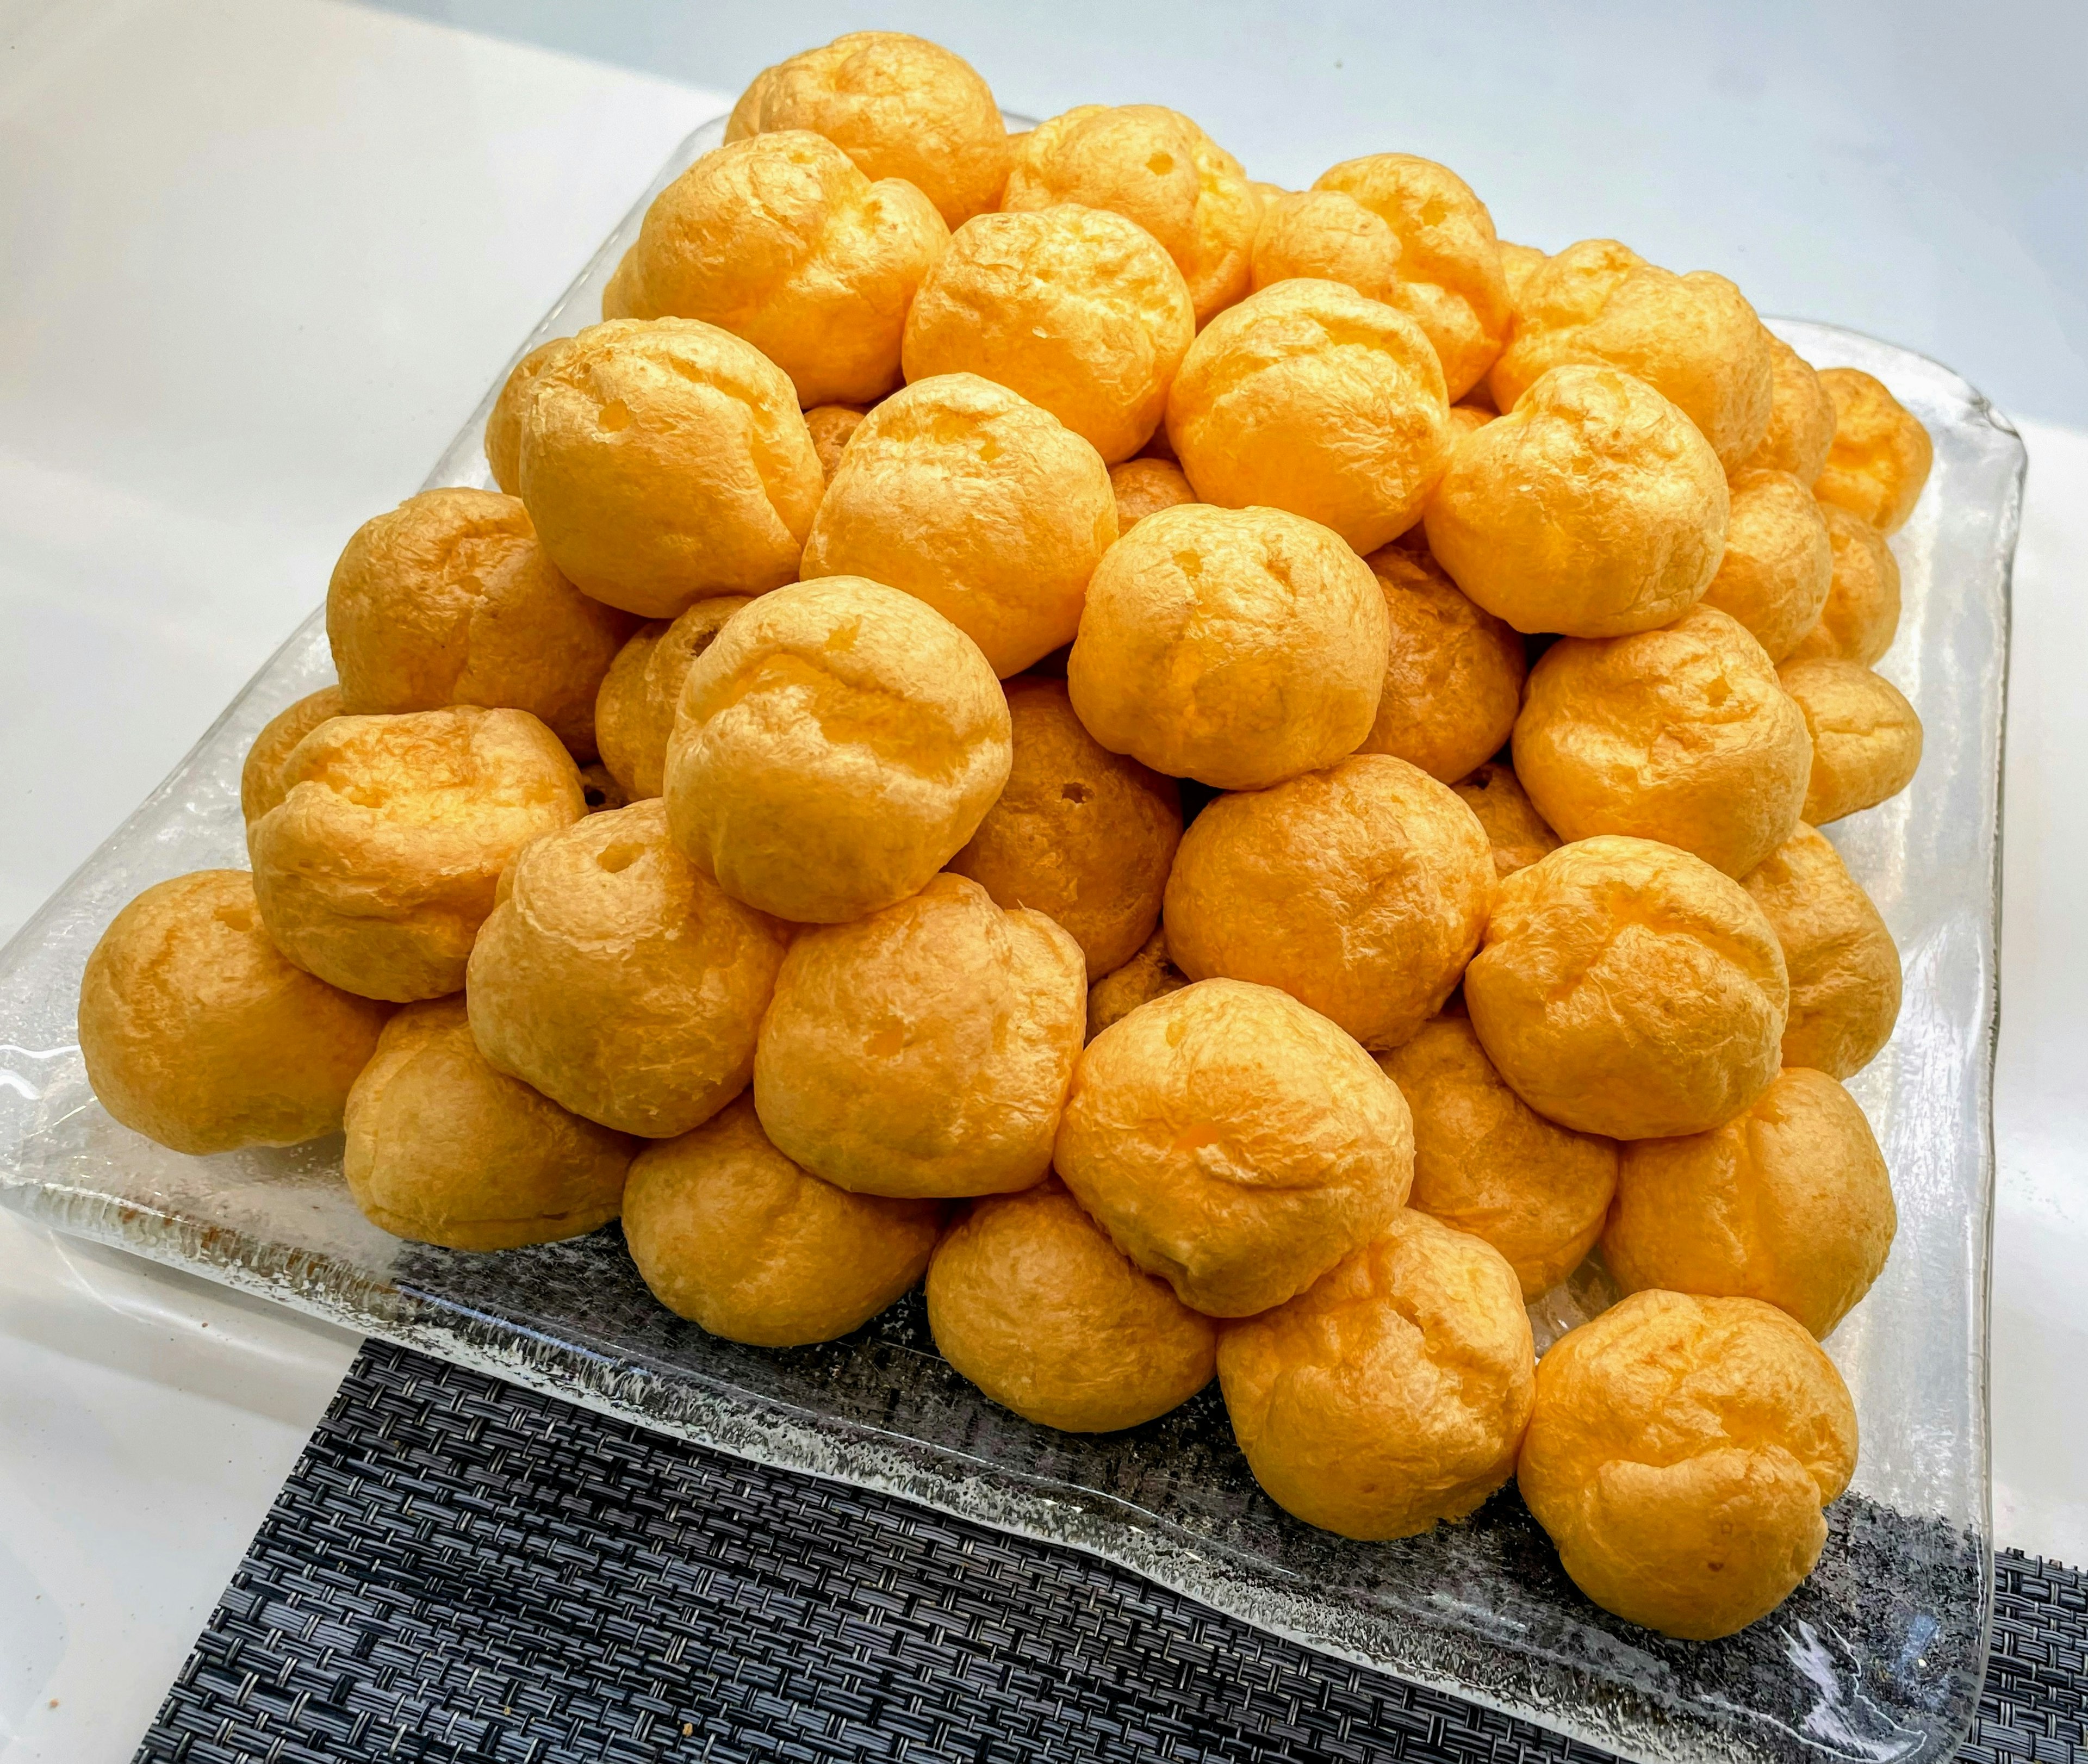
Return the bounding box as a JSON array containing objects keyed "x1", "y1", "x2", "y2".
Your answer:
[{"x1": 136, "y1": 1338, "x2": 2084, "y2": 1764}]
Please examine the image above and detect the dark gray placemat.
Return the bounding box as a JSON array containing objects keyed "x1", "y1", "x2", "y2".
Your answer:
[{"x1": 136, "y1": 1337, "x2": 2081, "y2": 1764}]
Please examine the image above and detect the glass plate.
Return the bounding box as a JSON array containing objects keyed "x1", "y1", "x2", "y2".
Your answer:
[{"x1": 0, "y1": 117, "x2": 2024, "y2": 1764}]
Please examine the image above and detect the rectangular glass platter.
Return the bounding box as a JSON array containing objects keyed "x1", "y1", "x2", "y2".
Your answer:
[{"x1": 0, "y1": 117, "x2": 2025, "y2": 1764}]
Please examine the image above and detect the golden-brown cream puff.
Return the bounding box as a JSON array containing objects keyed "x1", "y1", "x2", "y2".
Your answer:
[
  {"x1": 1084, "y1": 926, "x2": 1188, "y2": 1042},
  {"x1": 344, "y1": 997, "x2": 633, "y2": 1251},
  {"x1": 664, "y1": 577, "x2": 1011, "y2": 923},
  {"x1": 326, "y1": 489, "x2": 630, "y2": 759},
  {"x1": 1605, "y1": 1067, "x2": 1895, "y2": 1338},
  {"x1": 1248, "y1": 189, "x2": 1401, "y2": 306},
  {"x1": 1513, "y1": 605, "x2": 1812, "y2": 878},
  {"x1": 1312, "y1": 154, "x2": 1512, "y2": 400},
  {"x1": 1378, "y1": 1010, "x2": 1618, "y2": 1299},
  {"x1": 1451, "y1": 761, "x2": 1561, "y2": 880},
  {"x1": 804, "y1": 403, "x2": 867, "y2": 483},
  {"x1": 1356, "y1": 547, "x2": 1525, "y2": 782},
  {"x1": 623, "y1": 1093, "x2": 939, "y2": 1345},
  {"x1": 1488, "y1": 239, "x2": 1774, "y2": 470},
  {"x1": 250, "y1": 706, "x2": 584, "y2": 1002},
  {"x1": 593, "y1": 597, "x2": 753, "y2": 804},
  {"x1": 726, "y1": 32, "x2": 1010, "y2": 228},
  {"x1": 1813, "y1": 368, "x2": 1932, "y2": 533},
  {"x1": 1518, "y1": 1290, "x2": 1858, "y2": 1638},
  {"x1": 928, "y1": 1179, "x2": 1216, "y2": 1431},
  {"x1": 799, "y1": 372, "x2": 1117, "y2": 675},
  {"x1": 1002, "y1": 105, "x2": 1256, "y2": 325},
  {"x1": 1166, "y1": 278, "x2": 1451, "y2": 552},
  {"x1": 240, "y1": 687, "x2": 344, "y2": 829},
  {"x1": 1163, "y1": 754, "x2": 1493, "y2": 1050},
  {"x1": 1699, "y1": 469, "x2": 1834, "y2": 662},
  {"x1": 1776, "y1": 659, "x2": 1923, "y2": 825},
  {"x1": 1738, "y1": 334, "x2": 1836, "y2": 483},
  {"x1": 902, "y1": 205, "x2": 1195, "y2": 462},
  {"x1": 1424, "y1": 363, "x2": 1729, "y2": 638},
  {"x1": 602, "y1": 132, "x2": 946, "y2": 407},
  {"x1": 1053, "y1": 978, "x2": 1413, "y2": 1316},
  {"x1": 1066, "y1": 502, "x2": 1387, "y2": 791},
  {"x1": 947, "y1": 676, "x2": 1181, "y2": 979},
  {"x1": 1108, "y1": 457, "x2": 1196, "y2": 531},
  {"x1": 1786, "y1": 503, "x2": 1903, "y2": 665},
  {"x1": 754, "y1": 874, "x2": 1086, "y2": 1198},
  {"x1": 465, "y1": 800, "x2": 786, "y2": 1138},
  {"x1": 484, "y1": 333, "x2": 589, "y2": 496},
  {"x1": 1447, "y1": 400, "x2": 1495, "y2": 438},
  {"x1": 515, "y1": 318, "x2": 823, "y2": 619},
  {"x1": 1496, "y1": 240, "x2": 1547, "y2": 314},
  {"x1": 78, "y1": 869, "x2": 390, "y2": 1155},
  {"x1": 1464, "y1": 836, "x2": 1788, "y2": 1139},
  {"x1": 1741, "y1": 823, "x2": 1901, "y2": 1078},
  {"x1": 1219, "y1": 1209, "x2": 1533, "y2": 1537}
]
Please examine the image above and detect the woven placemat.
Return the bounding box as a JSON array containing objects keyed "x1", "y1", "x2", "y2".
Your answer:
[{"x1": 136, "y1": 1338, "x2": 2083, "y2": 1764}]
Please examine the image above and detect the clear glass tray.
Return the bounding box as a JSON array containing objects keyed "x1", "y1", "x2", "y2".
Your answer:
[{"x1": 0, "y1": 116, "x2": 2024, "y2": 1764}]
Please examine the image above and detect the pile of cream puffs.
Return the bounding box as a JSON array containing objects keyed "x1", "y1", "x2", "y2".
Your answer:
[{"x1": 78, "y1": 30, "x2": 1936, "y2": 1641}]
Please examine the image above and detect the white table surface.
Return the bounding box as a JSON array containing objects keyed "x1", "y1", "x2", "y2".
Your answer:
[{"x1": 0, "y1": 4, "x2": 2080, "y2": 1759}]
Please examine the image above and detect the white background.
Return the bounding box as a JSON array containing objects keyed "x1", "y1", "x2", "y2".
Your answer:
[{"x1": 0, "y1": 3, "x2": 2081, "y2": 1759}]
